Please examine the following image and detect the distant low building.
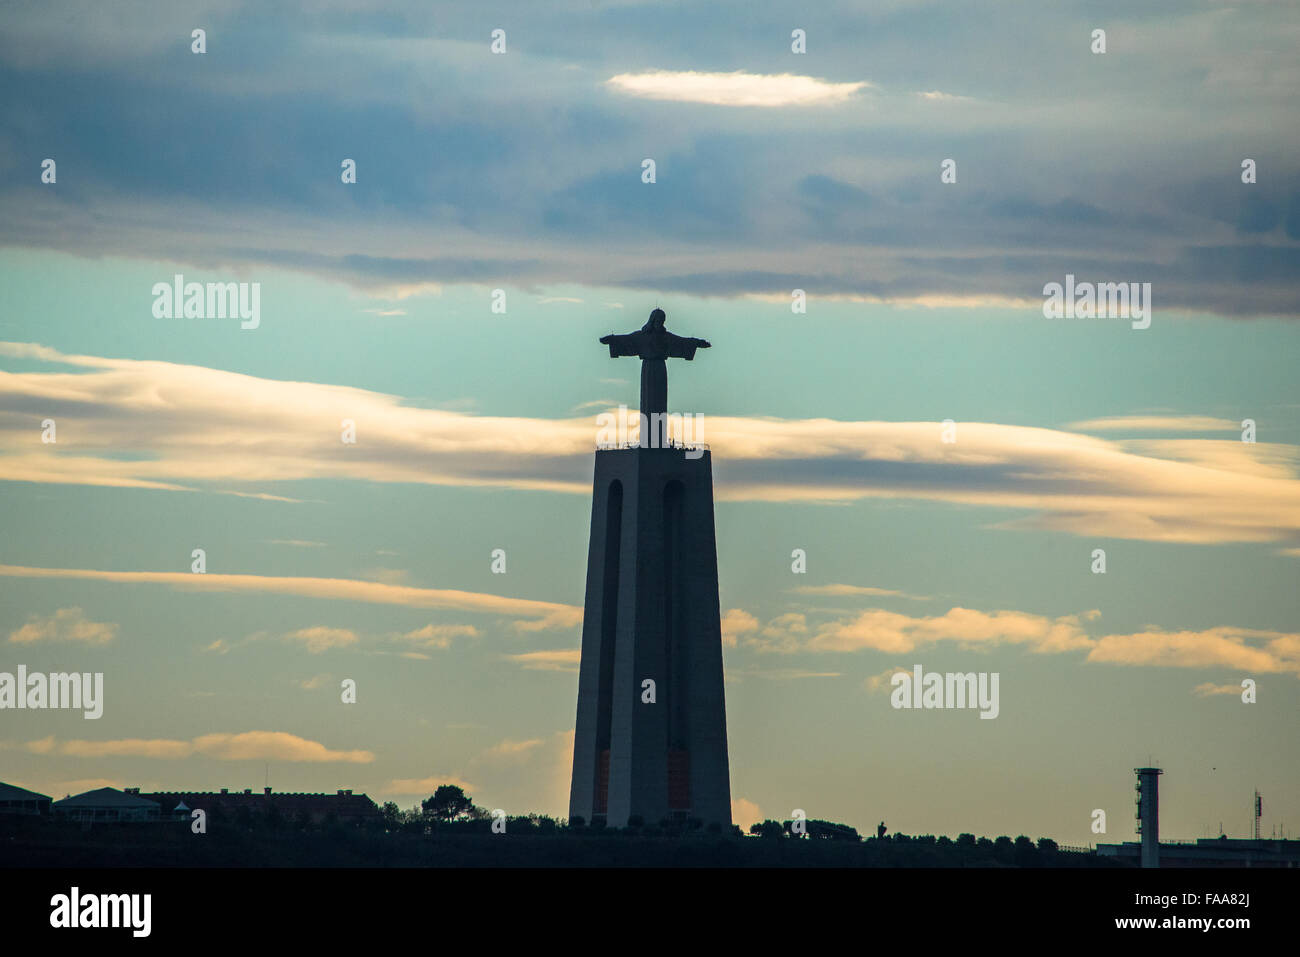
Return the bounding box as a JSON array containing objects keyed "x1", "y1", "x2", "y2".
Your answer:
[
  {"x1": 140, "y1": 787, "x2": 380, "y2": 824},
  {"x1": 52, "y1": 787, "x2": 159, "y2": 823},
  {"x1": 0, "y1": 781, "x2": 52, "y2": 816},
  {"x1": 1097, "y1": 838, "x2": 1300, "y2": 868}
]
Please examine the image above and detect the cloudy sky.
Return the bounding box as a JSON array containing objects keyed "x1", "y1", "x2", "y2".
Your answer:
[{"x1": 1, "y1": 0, "x2": 1297, "y2": 845}]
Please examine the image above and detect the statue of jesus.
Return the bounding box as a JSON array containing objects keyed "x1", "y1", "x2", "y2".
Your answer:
[{"x1": 599, "y1": 309, "x2": 711, "y2": 423}]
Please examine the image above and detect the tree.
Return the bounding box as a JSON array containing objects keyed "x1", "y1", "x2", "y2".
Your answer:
[
  {"x1": 1013, "y1": 834, "x2": 1038, "y2": 867},
  {"x1": 422, "y1": 785, "x2": 476, "y2": 822},
  {"x1": 807, "y1": 819, "x2": 860, "y2": 841},
  {"x1": 380, "y1": 801, "x2": 401, "y2": 830},
  {"x1": 993, "y1": 835, "x2": 1014, "y2": 863},
  {"x1": 399, "y1": 805, "x2": 426, "y2": 834}
]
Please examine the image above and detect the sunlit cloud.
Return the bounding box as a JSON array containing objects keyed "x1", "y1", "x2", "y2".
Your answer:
[
  {"x1": 805, "y1": 608, "x2": 1099, "y2": 655},
  {"x1": 732, "y1": 797, "x2": 762, "y2": 829},
  {"x1": 606, "y1": 70, "x2": 870, "y2": 107},
  {"x1": 285, "y1": 626, "x2": 359, "y2": 653},
  {"x1": 720, "y1": 608, "x2": 759, "y2": 648},
  {"x1": 8, "y1": 607, "x2": 118, "y2": 645},
  {"x1": 739, "y1": 606, "x2": 1300, "y2": 678},
  {"x1": 4, "y1": 344, "x2": 1300, "y2": 546},
  {"x1": 1087, "y1": 627, "x2": 1299, "y2": 675}
]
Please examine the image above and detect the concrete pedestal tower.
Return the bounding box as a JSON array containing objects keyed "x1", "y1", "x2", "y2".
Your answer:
[{"x1": 568, "y1": 310, "x2": 732, "y2": 829}]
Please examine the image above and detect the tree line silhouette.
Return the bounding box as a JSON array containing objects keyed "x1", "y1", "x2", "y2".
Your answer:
[{"x1": 2, "y1": 784, "x2": 1107, "y2": 867}]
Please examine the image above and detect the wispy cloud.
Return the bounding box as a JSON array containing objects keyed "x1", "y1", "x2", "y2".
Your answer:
[
  {"x1": 54, "y1": 778, "x2": 121, "y2": 795},
  {"x1": 864, "y1": 666, "x2": 911, "y2": 694},
  {"x1": 397, "y1": 623, "x2": 479, "y2": 649},
  {"x1": 731, "y1": 667, "x2": 841, "y2": 680},
  {"x1": 0, "y1": 565, "x2": 582, "y2": 630},
  {"x1": 384, "y1": 775, "x2": 475, "y2": 796},
  {"x1": 792, "y1": 584, "x2": 929, "y2": 601},
  {"x1": 1068, "y1": 415, "x2": 1241, "y2": 432},
  {"x1": 915, "y1": 90, "x2": 973, "y2": 102},
  {"x1": 503, "y1": 649, "x2": 580, "y2": 672},
  {"x1": 20, "y1": 731, "x2": 373, "y2": 763},
  {"x1": 477, "y1": 738, "x2": 545, "y2": 764}
]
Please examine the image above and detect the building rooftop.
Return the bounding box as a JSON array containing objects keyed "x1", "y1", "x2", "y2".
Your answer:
[
  {"x1": 0, "y1": 781, "x2": 52, "y2": 802},
  {"x1": 53, "y1": 787, "x2": 160, "y2": 809},
  {"x1": 140, "y1": 788, "x2": 379, "y2": 815}
]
